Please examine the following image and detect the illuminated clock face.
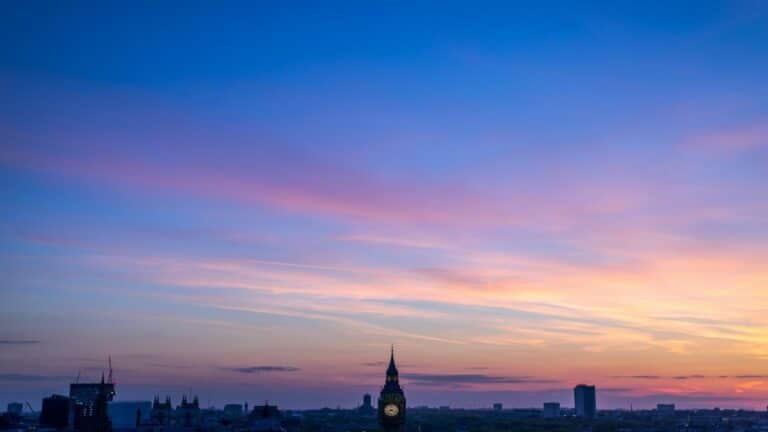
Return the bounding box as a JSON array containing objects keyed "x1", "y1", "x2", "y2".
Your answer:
[{"x1": 384, "y1": 404, "x2": 399, "y2": 417}]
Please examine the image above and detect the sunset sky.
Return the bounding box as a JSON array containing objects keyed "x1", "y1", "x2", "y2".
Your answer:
[{"x1": 1, "y1": 1, "x2": 768, "y2": 410}]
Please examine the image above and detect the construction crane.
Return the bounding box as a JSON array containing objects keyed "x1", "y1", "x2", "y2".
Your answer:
[
  {"x1": 25, "y1": 402, "x2": 36, "y2": 415},
  {"x1": 108, "y1": 355, "x2": 113, "y2": 384}
]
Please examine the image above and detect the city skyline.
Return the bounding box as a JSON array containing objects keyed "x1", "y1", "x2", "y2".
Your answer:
[{"x1": 2, "y1": 1, "x2": 768, "y2": 411}]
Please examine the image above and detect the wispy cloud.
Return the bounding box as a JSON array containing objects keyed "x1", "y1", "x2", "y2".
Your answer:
[
  {"x1": 403, "y1": 373, "x2": 558, "y2": 386},
  {"x1": 612, "y1": 375, "x2": 662, "y2": 380},
  {"x1": 684, "y1": 124, "x2": 768, "y2": 154},
  {"x1": 0, "y1": 340, "x2": 40, "y2": 345},
  {"x1": 0, "y1": 373, "x2": 70, "y2": 381},
  {"x1": 673, "y1": 374, "x2": 708, "y2": 380},
  {"x1": 226, "y1": 366, "x2": 300, "y2": 374}
]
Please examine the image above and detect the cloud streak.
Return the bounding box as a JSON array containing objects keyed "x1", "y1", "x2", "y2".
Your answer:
[
  {"x1": 226, "y1": 366, "x2": 300, "y2": 374},
  {"x1": 403, "y1": 373, "x2": 559, "y2": 386},
  {"x1": 0, "y1": 373, "x2": 71, "y2": 382}
]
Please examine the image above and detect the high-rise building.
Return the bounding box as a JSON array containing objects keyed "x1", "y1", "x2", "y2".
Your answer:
[
  {"x1": 73, "y1": 375, "x2": 112, "y2": 432},
  {"x1": 378, "y1": 346, "x2": 406, "y2": 432},
  {"x1": 70, "y1": 383, "x2": 116, "y2": 405},
  {"x1": 543, "y1": 402, "x2": 561, "y2": 418},
  {"x1": 574, "y1": 385, "x2": 596, "y2": 419},
  {"x1": 40, "y1": 395, "x2": 70, "y2": 428}
]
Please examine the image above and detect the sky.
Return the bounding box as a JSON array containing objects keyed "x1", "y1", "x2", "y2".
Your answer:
[{"x1": 1, "y1": 1, "x2": 768, "y2": 411}]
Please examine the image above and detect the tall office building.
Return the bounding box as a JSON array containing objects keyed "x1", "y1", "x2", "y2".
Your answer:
[
  {"x1": 73, "y1": 375, "x2": 112, "y2": 432},
  {"x1": 574, "y1": 385, "x2": 596, "y2": 419},
  {"x1": 70, "y1": 383, "x2": 116, "y2": 405}
]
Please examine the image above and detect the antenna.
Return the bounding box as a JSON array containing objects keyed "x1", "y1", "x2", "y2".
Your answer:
[
  {"x1": 108, "y1": 355, "x2": 113, "y2": 384},
  {"x1": 75, "y1": 369, "x2": 81, "y2": 384}
]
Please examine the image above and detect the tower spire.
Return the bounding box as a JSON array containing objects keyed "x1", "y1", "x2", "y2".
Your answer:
[{"x1": 386, "y1": 344, "x2": 399, "y2": 382}]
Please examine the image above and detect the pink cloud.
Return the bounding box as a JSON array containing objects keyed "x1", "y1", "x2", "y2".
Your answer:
[
  {"x1": 684, "y1": 123, "x2": 768, "y2": 153},
  {"x1": 0, "y1": 144, "x2": 513, "y2": 226}
]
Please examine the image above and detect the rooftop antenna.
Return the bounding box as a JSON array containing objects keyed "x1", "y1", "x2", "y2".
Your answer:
[
  {"x1": 108, "y1": 355, "x2": 113, "y2": 384},
  {"x1": 75, "y1": 369, "x2": 81, "y2": 384}
]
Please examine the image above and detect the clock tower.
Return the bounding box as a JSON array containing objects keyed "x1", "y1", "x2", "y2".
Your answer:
[{"x1": 378, "y1": 346, "x2": 406, "y2": 432}]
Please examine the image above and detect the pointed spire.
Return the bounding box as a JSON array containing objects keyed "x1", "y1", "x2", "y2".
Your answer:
[
  {"x1": 386, "y1": 344, "x2": 399, "y2": 379},
  {"x1": 100, "y1": 372, "x2": 105, "y2": 385}
]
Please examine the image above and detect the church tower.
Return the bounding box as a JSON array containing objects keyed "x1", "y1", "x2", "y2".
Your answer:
[{"x1": 378, "y1": 346, "x2": 406, "y2": 432}]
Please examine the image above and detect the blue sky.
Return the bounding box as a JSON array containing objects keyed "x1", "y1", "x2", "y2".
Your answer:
[{"x1": 2, "y1": 1, "x2": 768, "y2": 410}]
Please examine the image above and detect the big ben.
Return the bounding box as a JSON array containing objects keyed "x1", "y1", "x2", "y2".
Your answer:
[{"x1": 378, "y1": 346, "x2": 406, "y2": 432}]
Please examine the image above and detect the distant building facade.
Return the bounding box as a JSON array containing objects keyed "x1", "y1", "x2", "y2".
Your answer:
[
  {"x1": 41, "y1": 395, "x2": 71, "y2": 429},
  {"x1": 6, "y1": 403, "x2": 23, "y2": 416},
  {"x1": 175, "y1": 395, "x2": 200, "y2": 427},
  {"x1": 223, "y1": 404, "x2": 243, "y2": 420},
  {"x1": 574, "y1": 385, "x2": 596, "y2": 419},
  {"x1": 359, "y1": 394, "x2": 375, "y2": 415},
  {"x1": 249, "y1": 402, "x2": 283, "y2": 432},
  {"x1": 150, "y1": 396, "x2": 172, "y2": 426},
  {"x1": 657, "y1": 403, "x2": 675, "y2": 417},
  {"x1": 543, "y1": 402, "x2": 561, "y2": 418}
]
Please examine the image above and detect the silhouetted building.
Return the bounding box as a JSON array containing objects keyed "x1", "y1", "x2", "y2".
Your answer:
[
  {"x1": 656, "y1": 403, "x2": 675, "y2": 417},
  {"x1": 151, "y1": 396, "x2": 172, "y2": 426},
  {"x1": 378, "y1": 346, "x2": 406, "y2": 432},
  {"x1": 41, "y1": 395, "x2": 70, "y2": 429},
  {"x1": 543, "y1": 402, "x2": 560, "y2": 418},
  {"x1": 493, "y1": 403, "x2": 503, "y2": 411},
  {"x1": 6, "y1": 403, "x2": 22, "y2": 416},
  {"x1": 70, "y1": 383, "x2": 116, "y2": 405},
  {"x1": 175, "y1": 395, "x2": 200, "y2": 427},
  {"x1": 223, "y1": 404, "x2": 243, "y2": 420},
  {"x1": 574, "y1": 385, "x2": 596, "y2": 419},
  {"x1": 74, "y1": 375, "x2": 112, "y2": 432},
  {"x1": 250, "y1": 403, "x2": 283, "y2": 432},
  {"x1": 359, "y1": 394, "x2": 375, "y2": 415}
]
